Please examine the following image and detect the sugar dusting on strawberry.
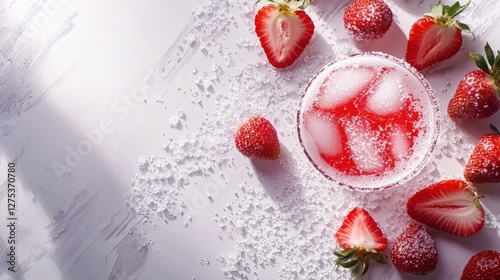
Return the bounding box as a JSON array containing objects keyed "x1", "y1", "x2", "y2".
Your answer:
[
  {"x1": 334, "y1": 207, "x2": 387, "y2": 278},
  {"x1": 405, "y1": 0, "x2": 471, "y2": 70},
  {"x1": 343, "y1": 0, "x2": 393, "y2": 42},
  {"x1": 448, "y1": 42, "x2": 500, "y2": 119},
  {"x1": 255, "y1": 0, "x2": 315, "y2": 68},
  {"x1": 464, "y1": 125, "x2": 500, "y2": 183},
  {"x1": 406, "y1": 179, "x2": 484, "y2": 237},
  {"x1": 461, "y1": 250, "x2": 500, "y2": 280},
  {"x1": 234, "y1": 116, "x2": 281, "y2": 160},
  {"x1": 391, "y1": 223, "x2": 438, "y2": 275}
]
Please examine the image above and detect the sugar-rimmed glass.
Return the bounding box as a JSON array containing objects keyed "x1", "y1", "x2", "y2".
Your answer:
[{"x1": 297, "y1": 52, "x2": 440, "y2": 191}]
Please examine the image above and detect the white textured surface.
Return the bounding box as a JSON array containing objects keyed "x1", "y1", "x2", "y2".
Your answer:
[{"x1": 0, "y1": 0, "x2": 499, "y2": 279}]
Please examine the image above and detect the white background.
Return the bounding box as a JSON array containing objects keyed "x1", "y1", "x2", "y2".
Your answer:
[{"x1": 0, "y1": 0, "x2": 500, "y2": 279}]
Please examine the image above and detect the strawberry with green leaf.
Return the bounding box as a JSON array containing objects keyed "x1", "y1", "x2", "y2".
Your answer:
[
  {"x1": 406, "y1": 0, "x2": 472, "y2": 70},
  {"x1": 334, "y1": 207, "x2": 387, "y2": 278},
  {"x1": 448, "y1": 43, "x2": 500, "y2": 119}
]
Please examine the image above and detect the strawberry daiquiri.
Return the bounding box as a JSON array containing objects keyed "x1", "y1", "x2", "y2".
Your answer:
[{"x1": 297, "y1": 52, "x2": 440, "y2": 190}]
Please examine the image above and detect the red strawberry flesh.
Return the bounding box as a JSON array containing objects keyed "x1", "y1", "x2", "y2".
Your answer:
[
  {"x1": 255, "y1": 4, "x2": 314, "y2": 68},
  {"x1": 335, "y1": 207, "x2": 387, "y2": 251},
  {"x1": 406, "y1": 179, "x2": 484, "y2": 237},
  {"x1": 405, "y1": 1, "x2": 471, "y2": 70},
  {"x1": 406, "y1": 17, "x2": 462, "y2": 70}
]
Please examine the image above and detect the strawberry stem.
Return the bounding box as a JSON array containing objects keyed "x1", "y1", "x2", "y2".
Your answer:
[
  {"x1": 426, "y1": 0, "x2": 472, "y2": 34},
  {"x1": 470, "y1": 52, "x2": 492, "y2": 75},
  {"x1": 485, "y1": 43, "x2": 495, "y2": 67},
  {"x1": 334, "y1": 248, "x2": 386, "y2": 278},
  {"x1": 469, "y1": 184, "x2": 485, "y2": 207},
  {"x1": 470, "y1": 42, "x2": 500, "y2": 90}
]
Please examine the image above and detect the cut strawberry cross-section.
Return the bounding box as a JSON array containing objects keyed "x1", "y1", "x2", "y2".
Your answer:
[
  {"x1": 334, "y1": 207, "x2": 387, "y2": 278},
  {"x1": 406, "y1": 179, "x2": 484, "y2": 237},
  {"x1": 255, "y1": 0, "x2": 315, "y2": 68},
  {"x1": 405, "y1": 0, "x2": 472, "y2": 70}
]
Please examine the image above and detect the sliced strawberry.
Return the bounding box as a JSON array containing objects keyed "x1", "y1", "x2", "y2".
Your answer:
[
  {"x1": 391, "y1": 223, "x2": 438, "y2": 275},
  {"x1": 234, "y1": 116, "x2": 280, "y2": 160},
  {"x1": 255, "y1": 1, "x2": 315, "y2": 68},
  {"x1": 448, "y1": 43, "x2": 500, "y2": 119},
  {"x1": 406, "y1": 179, "x2": 484, "y2": 237},
  {"x1": 461, "y1": 250, "x2": 500, "y2": 280},
  {"x1": 464, "y1": 131, "x2": 500, "y2": 183},
  {"x1": 334, "y1": 207, "x2": 387, "y2": 278},
  {"x1": 343, "y1": 0, "x2": 393, "y2": 41},
  {"x1": 405, "y1": 1, "x2": 471, "y2": 70}
]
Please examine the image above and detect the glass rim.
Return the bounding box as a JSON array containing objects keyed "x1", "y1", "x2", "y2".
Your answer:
[{"x1": 296, "y1": 51, "x2": 441, "y2": 191}]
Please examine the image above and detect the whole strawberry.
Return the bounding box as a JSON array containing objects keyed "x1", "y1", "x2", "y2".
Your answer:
[
  {"x1": 448, "y1": 43, "x2": 500, "y2": 119},
  {"x1": 334, "y1": 207, "x2": 387, "y2": 278},
  {"x1": 407, "y1": 179, "x2": 484, "y2": 237},
  {"x1": 464, "y1": 125, "x2": 500, "y2": 183},
  {"x1": 255, "y1": 0, "x2": 315, "y2": 68},
  {"x1": 461, "y1": 250, "x2": 500, "y2": 280},
  {"x1": 406, "y1": 0, "x2": 471, "y2": 70},
  {"x1": 343, "y1": 0, "x2": 393, "y2": 41},
  {"x1": 234, "y1": 116, "x2": 280, "y2": 160},
  {"x1": 391, "y1": 223, "x2": 438, "y2": 275}
]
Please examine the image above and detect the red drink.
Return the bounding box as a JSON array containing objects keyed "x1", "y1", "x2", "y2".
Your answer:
[{"x1": 298, "y1": 53, "x2": 440, "y2": 190}]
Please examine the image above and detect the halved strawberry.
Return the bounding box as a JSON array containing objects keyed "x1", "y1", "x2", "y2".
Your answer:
[
  {"x1": 405, "y1": 0, "x2": 471, "y2": 70},
  {"x1": 448, "y1": 43, "x2": 500, "y2": 119},
  {"x1": 391, "y1": 223, "x2": 438, "y2": 275},
  {"x1": 406, "y1": 179, "x2": 484, "y2": 237},
  {"x1": 334, "y1": 207, "x2": 387, "y2": 278},
  {"x1": 234, "y1": 116, "x2": 281, "y2": 160},
  {"x1": 343, "y1": 0, "x2": 393, "y2": 42},
  {"x1": 255, "y1": 0, "x2": 315, "y2": 68},
  {"x1": 461, "y1": 250, "x2": 500, "y2": 280},
  {"x1": 464, "y1": 126, "x2": 500, "y2": 183}
]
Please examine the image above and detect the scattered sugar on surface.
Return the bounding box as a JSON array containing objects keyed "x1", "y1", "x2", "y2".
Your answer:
[{"x1": 123, "y1": 0, "x2": 495, "y2": 279}]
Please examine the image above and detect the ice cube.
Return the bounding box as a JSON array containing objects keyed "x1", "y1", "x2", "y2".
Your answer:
[
  {"x1": 303, "y1": 110, "x2": 342, "y2": 157},
  {"x1": 342, "y1": 116, "x2": 385, "y2": 174},
  {"x1": 390, "y1": 126, "x2": 410, "y2": 160},
  {"x1": 316, "y1": 67, "x2": 376, "y2": 110},
  {"x1": 366, "y1": 69, "x2": 406, "y2": 115}
]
